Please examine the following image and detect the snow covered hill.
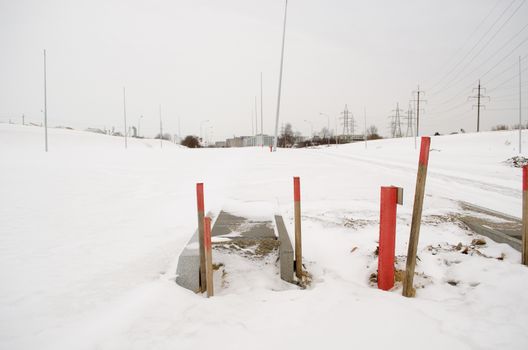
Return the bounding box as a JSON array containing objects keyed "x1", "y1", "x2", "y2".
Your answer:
[{"x1": 1, "y1": 124, "x2": 527, "y2": 349}]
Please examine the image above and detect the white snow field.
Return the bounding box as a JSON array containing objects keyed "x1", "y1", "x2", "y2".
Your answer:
[{"x1": 1, "y1": 123, "x2": 528, "y2": 349}]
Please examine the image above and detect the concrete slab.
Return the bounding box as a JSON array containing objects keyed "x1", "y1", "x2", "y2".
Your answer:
[
  {"x1": 175, "y1": 210, "x2": 295, "y2": 293},
  {"x1": 459, "y1": 201, "x2": 522, "y2": 251}
]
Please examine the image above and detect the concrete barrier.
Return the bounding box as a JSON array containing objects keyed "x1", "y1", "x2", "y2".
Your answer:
[
  {"x1": 274, "y1": 215, "x2": 294, "y2": 283},
  {"x1": 175, "y1": 228, "x2": 201, "y2": 292}
]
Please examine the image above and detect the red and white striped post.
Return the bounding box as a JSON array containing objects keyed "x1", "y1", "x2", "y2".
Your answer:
[
  {"x1": 403, "y1": 137, "x2": 431, "y2": 297},
  {"x1": 294, "y1": 176, "x2": 302, "y2": 279},
  {"x1": 378, "y1": 186, "x2": 402, "y2": 291},
  {"x1": 196, "y1": 183, "x2": 206, "y2": 292},
  {"x1": 522, "y1": 166, "x2": 528, "y2": 265},
  {"x1": 204, "y1": 216, "x2": 214, "y2": 297}
]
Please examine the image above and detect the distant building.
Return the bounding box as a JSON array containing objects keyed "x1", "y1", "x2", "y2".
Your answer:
[
  {"x1": 255, "y1": 134, "x2": 274, "y2": 147},
  {"x1": 223, "y1": 134, "x2": 274, "y2": 148},
  {"x1": 215, "y1": 141, "x2": 226, "y2": 148},
  {"x1": 226, "y1": 137, "x2": 245, "y2": 148}
]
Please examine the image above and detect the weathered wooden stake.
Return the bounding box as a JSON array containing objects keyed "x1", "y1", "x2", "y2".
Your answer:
[
  {"x1": 523, "y1": 166, "x2": 528, "y2": 265},
  {"x1": 204, "y1": 216, "x2": 214, "y2": 297},
  {"x1": 378, "y1": 186, "x2": 402, "y2": 291},
  {"x1": 196, "y1": 183, "x2": 206, "y2": 292},
  {"x1": 294, "y1": 176, "x2": 302, "y2": 279},
  {"x1": 402, "y1": 137, "x2": 430, "y2": 297}
]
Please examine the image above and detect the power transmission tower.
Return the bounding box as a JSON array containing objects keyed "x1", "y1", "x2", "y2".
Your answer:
[
  {"x1": 405, "y1": 103, "x2": 415, "y2": 137},
  {"x1": 339, "y1": 104, "x2": 355, "y2": 138},
  {"x1": 410, "y1": 86, "x2": 426, "y2": 137},
  {"x1": 468, "y1": 80, "x2": 490, "y2": 132},
  {"x1": 388, "y1": 103, "x2": 404, "y2": 138}
]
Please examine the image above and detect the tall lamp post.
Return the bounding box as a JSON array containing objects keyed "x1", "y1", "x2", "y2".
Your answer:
[
  {"x1": 200, "y1": 120, "x2": 210, "y2": 146},
  {"x1": 319, "y1": 112, "x2": 330, "y2": 147},
  {"x1": 272, "y1": 0, "x2": 289, "y2": 152},
  {"x1": 138, "y1": 115, "x2": 143, "y2": 138},
  {"x1": 303, "y1": 119, "x2": 313, "y2": 138}
]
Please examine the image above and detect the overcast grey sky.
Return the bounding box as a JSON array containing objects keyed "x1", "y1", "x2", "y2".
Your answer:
[{"x1": 1, "y1": 0, "x2": 527, "y2": 140}]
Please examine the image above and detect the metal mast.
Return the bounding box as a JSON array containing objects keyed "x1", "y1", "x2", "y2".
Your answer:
[
  {"x1": 43, "y1": 49, "x2": 48, "y2": 152},
  {"x1": 123, "y1": 87, "x2": 127, "y2": 149},
  {"x1": 273, "y1": 0, "x2": 288, "y2": 151}
]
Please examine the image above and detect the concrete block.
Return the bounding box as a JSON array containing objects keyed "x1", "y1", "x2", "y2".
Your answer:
[
  {"x1": 175, "y1": 229, "x2": 201, "y2": 292},
  {"x1": 274, "y1": 215, "x2": 294, "y2": 283}
]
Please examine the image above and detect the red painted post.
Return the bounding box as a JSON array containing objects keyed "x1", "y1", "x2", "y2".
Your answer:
[
  {"x1": 522, "y1": 166, "x2": 528, "y2": 265},
  {"x1": 196, "y1": 183, "x2": 206, "y2": 292},
  {"x1": 378, "y1": 186, "x2": 399, "y2": 291},
  {"x1": 204, "y1": 216, "x2": 214, "y2": 297},
  {"x1": 293, "y1": 177, "x2": 302, "y2": 279}
]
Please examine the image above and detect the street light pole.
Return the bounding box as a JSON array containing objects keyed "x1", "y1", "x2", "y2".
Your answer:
[
  {"x1": 273, "y1": 0, "x2": 288, "y2": 152},
  {"x1": 319, "y1": 112, "x2": 330, "y2": 147},
  {"x1": 123, "y1": 87, "x2": 127, "y2": 149},
  {"x1": 159, "y1": 104, "x2": 163, "y2": 149},
  {"x1": 200, "y1": 120, "x2": 210, "y2": 146},
  {"x1": 43, "y1": 49, "x2": 48, "y2": 152},
  {"x1": 138, "y1": 115, "x2": 143, "y2": 138},
  {"x1": 303, "y1": 119, "x2": 313, "y2": 137}
]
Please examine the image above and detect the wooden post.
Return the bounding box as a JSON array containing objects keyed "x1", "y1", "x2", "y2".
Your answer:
[
  {"x1": 523, "y1": 166, "x2": 528, "y2": 265},
  {"x1": 402, "y1": 137, "x2": 430, "y2": 297},
  {"x1": 196, "y1": 183, "x2": 206, "y2": 292},
  {"x1": 378, "y1": 186, "x2": 402, "y2": 291},
  {"x1": 204, "y1": 216, "x2": 214, "y2": 297},
  {"x1": 294, "y1": 176, "x2": 302, "y2": 279}
]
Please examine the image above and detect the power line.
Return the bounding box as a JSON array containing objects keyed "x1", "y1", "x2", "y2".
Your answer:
[
  {"x1": 426, "y1": 0, "x2": 505, "y2": 90},
  {"x1": 439, "y1": 21, "x2": 528, "y2": 96},
  {"x1": 428, "y1": 0, "x2": 519, "y2": 95},
  {"x1": 429, "y1": 45, "x2": 528, "y2": 113}
]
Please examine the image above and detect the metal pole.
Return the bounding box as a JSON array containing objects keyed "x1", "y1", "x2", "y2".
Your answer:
[
  {"x1": 159, "y1": 104, "x2": 163, "y2": 148},
  {"x1": 364, "y1": 106, "x2": 367, "y2": 149},
  {"x1": 327, "y1": 115, "x2": 330, "y2": 146},
  {"x1": 138, "y1": 115, "x2": 143, "y2": 138},
  {"x1": 304, "y1": 120, "x2": 313, "y2": 137},
  {"x1": 178, "y1": 116, "x2": 181, "y2": 138},
  {"x1": 123, "y1": 87, "x2": 127, "y2": 149},
  {"x1": 416, "y1": 87, "x2": 420, "y2": 137},
  {"x1": 255, "y1": 95, "x2": 258, "y2": 138},
  {"x1": 519, "y1": 56, "x2": 522, "y2": 153},
  {"x1": 43, "y1": 49, "x2": 48, "y2": 152},
  {"x1": 273, "y1": 0, "x2": 288, "y2": 152},
  {"x1": 200, "y1": 120, "x2": 209, "y2": 146},
  {"x1": 260, "y1": 72, "x2": 264, "y2": 139},
  {"x1": 477, "y1": 80, "x2": 481, "y2": 132}
]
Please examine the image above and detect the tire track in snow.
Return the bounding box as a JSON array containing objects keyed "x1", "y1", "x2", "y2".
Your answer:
[{"x1": 314, "y1": 151, "x2": 520, "y2": 198}]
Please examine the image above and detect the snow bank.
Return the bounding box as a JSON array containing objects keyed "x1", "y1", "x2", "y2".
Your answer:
[{"x1": 1, "y1": 124, "x2": 527, "y2": 349}]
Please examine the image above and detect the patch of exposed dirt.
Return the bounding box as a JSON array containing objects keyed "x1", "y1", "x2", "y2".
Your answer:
[
  {"x1": 297, "y1": 268, "x2": 313, "y2": 289},
  {"x1": 213, "y1": 238, "x2": 280, "y2": 258},
  {"x1": 504, "y1": 156, "x2": 528, "y2": 168},
  {"x1": 422, "y1": 214, "x2": 468, "y2": 229},
  {"x1": 343, "y1": 218, "x2": 376, "y2": 229},
  {"x1": 425, "y1": 241, "x2": 505, "y2": 260}
]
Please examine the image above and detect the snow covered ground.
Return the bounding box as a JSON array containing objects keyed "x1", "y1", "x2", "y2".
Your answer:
[{"x1": 1, "y1": 123, "x2": 528, "y2": 349}]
